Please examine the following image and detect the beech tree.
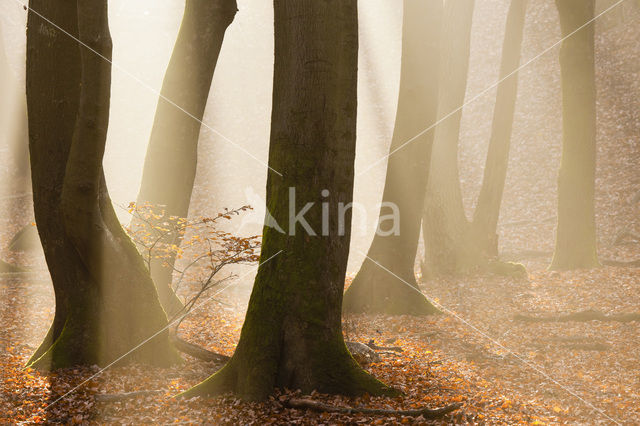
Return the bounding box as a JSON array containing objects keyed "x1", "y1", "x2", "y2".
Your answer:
[
  {"x1": 550, "y1": 0, "x2": 599, "y2": 270},
  {"x1": 422, "y1": 0, "x2": 527, "y2": 276},
  {"x1": 342, "y1": 0, "x2": 442, "y2": 316},
  {"x1": 26, "y1": 0, "x2": 178, "y2": 369},
  {"x1": 184, "y1": 0, "x2": 395, "y2": 400},
  {"x1": 133, "y1": 0, "x2": 237, "y2": 316}
]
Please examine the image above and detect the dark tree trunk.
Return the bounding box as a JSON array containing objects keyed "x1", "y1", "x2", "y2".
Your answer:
[
  {"x1": 183, "y1": 0, "x2": 395, "y2": 401},
  {"x1": 550, "y1": 0, "x2": 599, "y2": 270},
  {"x1": 26, "y1": 0, "x2": 179, "y2": 370},
  {"x1": 422, "y1": 0, "x2": 475, "y2": 276},
  {"x1": 342, "y1": 0, "x2": 441, "y2": 315},
  {"x1": 133, "y1": 0, "x2": 237, "y2": 316},
  {"x1": 471, "y1": 0, "x2": 528, "y2": 256}
]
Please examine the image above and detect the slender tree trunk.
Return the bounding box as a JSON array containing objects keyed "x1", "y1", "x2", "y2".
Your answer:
[
  {"x1": 342, "y1": 0, "x2": 441, "y2": 315},
  {"x1": 422, "y1": 0, "x2": 475, "y2": 275},
  {"x1": 0, "y1": 26, "x2": 30, "y2": 185},
  {"x1": 471, "y1": 0, "x2": 528, "y2": 256},
  {"x1": 183, "y1": 0, "x2": 395, "y2": 401},
  {"x1": 26, "y1": 0, "x2": 179, "y2": 370},
  {"x1": 550, "y1": 0, "x2": 599, "y2": 270},
  {"x1": 133, "y1": 0, "x2": 237, "y2": 316}
]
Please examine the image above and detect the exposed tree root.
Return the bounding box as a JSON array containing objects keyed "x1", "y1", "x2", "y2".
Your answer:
[
  {"x1": 346, "y1": 341, "x2": 381, "y2": 365},
  {"x1": 94, "y1": 390, "x2": 163, "y2": 403},
  {"x1": 169, "y1": 332, "x2": 230, "y2": 363},
  {"x1": 282, "y1": 398, "x2": 462, "y2": 418},
  {"x1": 515, "y1": 309, "x2": 640, "y2": 323}
]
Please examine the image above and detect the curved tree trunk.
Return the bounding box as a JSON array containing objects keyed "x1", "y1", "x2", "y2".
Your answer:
[
  {"x1": 550, "y1": 0, "x2": 599, "y2": 270},
  {"x1": 183, "y1": 0, "x2": 395, "y2": 401},
  {"x1": 422, "y1": 0, "x2": 527, "y2": 276},
  {"x1": 26, "y1": 0, "x2": 179, "y2": 370},
  {"x1": 342, "y1": 0, "x2": 441, "y2": 315},
  {"x1": 471, "y1": 0, "x2": 528, "y2": 256},
  {"x1": 133, "y1": 0, "x2": 237, "y2": 317}
]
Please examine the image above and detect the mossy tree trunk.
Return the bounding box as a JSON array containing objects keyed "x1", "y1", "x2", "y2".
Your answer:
[
  {"x1": 26, "y1": 0, "x2": 179, "y2": 370},
  {"x1": 550, "y1": 0, "x2": 599, "y2": 270},
  {"x1": 422, "y1": 0, "x2": 476, "y2": 276},
  {"x1": 133, "y1": 0, "x2": 237, "y2": 317},
  {"x1": 342, "y1": 0, "x2": 442, "y2": 315},
  {"x1": 471, "y1": 0, "x2": 528, "y2": 257},
  {"x1": 184, "y1": 0, "x2": 395, "y2": 401}
]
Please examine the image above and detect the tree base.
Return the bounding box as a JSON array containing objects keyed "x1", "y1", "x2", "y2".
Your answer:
[
  {"x1": 181, "y1": 343, "x2": 399, "y2": 401},
  {"x1": 343, "y1": 261, "x2": 440, "y2": 316}
]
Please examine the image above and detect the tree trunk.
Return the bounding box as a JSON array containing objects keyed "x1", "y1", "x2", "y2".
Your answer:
[
  {"x1": 550, "y1": 0, "x2": 599, "y2": 270},
  {"x1": 0, "y1": 25, "x2": 30, "y2": 186},
  {"x1": 26, "y1": 0, "x2": 179, "y2": 370},
  {"x1": 342, "y1": 0, "x2": 441, "y2": 315},
  {"x1": 183, "y1": 0, "x2": 395, "y2": 401},
  {"x1": 471, "y1": 0, "x2": 528, "y2": 256},
  {"x1": 133, "y1": 0, "x2": 237, "y2": 317},
  {"x1": 422, "y1": 0, "x2": 475, "y2": 275}
]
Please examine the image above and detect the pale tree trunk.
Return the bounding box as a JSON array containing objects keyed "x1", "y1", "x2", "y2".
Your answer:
[
  {"x1": 550, "y1": 0, "x2": 599, "y2": 270},
  {"x1": 184, "y1": 0, "x2": 395, "y2": 401},
  {"x1": 471, "y1": 0, "x2": 528, "y2": 256},
  {"x1": 342, "y1": 0, "x2": 441, "y2": 315},
  {"x1": 422, "y1": 0, "x2": 475, "y2": 275},
  {"x1": 133, "y1": 0, "x2": 237, "y2": 316},
  {"x1": 0, "y1": 27, "x2": 30, "y2": 188},
  {"x1": 26, "y1": 0, "x2": 179, "y2": 370}
]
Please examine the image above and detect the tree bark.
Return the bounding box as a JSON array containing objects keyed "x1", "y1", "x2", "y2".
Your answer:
[
  {"x1": 183, "y1": 0, "x2": 396, "y2": 401},
  {"x1": 471, "y1": 0, "x2": 528, "y2": 256},
  {"x1": 422, "y1": 0, "x2": 475, "y2": 276},
  {"x1": 342, "y1": 0, "x2": 441, "y2": 315},
  {"x1": 26, "y1": 0, "x2": 179, "y2": 370},
  {"x1": 550, "y1": 0, "x2": 599, "y2": 270},
  {"x1": 133, "y1": 0, "x2": 237, "y2": 317}
]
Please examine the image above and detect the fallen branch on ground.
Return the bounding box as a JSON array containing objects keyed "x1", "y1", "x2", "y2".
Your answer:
[
  {"x1": 612, "y1": 226, "x2": 640, "y2": 246},
  {"x1": 94, "y1": 390, "x2": 163, "y2": 403},
  {"x1": 169, "y1": 332, "x2": 230, "y2": 363},
  {"x1": 515, "y1": 309, "x2": 640, "y2": 323},
  {"x1": 528, "y1": 339, "x2": 610, "y2": 351},
  {"x1": 601, "y1": 259, "x2": 640, "y2": 268},
  {"x1": 366, "y1": 339, "x2": 403, "y2": 353},
  {"x1": 282, "y1": 398, "x2": 462, "y2": 419}
]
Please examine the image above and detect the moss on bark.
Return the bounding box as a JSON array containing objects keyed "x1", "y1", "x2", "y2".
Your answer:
[{"x1": 183, "y1": 0, "x2": 395, "y2": 400}]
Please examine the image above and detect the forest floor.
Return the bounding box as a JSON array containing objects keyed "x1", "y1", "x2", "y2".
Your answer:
[{"x1": 1, "y1": 255, "x2": 639, "y2": 424}]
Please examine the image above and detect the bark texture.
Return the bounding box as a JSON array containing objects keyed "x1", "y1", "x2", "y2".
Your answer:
[
  {"x1": 342, "y1": 0, "x2": 441, "y2": 315},
  {"x1": 26, "y1": 0, "x2": 178, "y2": 370},
  {"x1": 184, "y1": 0, "x2": 395, "y2": 401},
  {"x1": 550, "y1": 0, "x2": 599, "y2": 270},
  {"x1": 133, "y1": 0, "x2": 237, "y2": 316}
]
